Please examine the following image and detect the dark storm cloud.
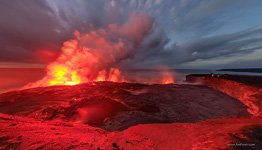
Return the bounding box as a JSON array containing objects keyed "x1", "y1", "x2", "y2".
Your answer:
[
  {"x1": 177, "y1": 28, "x2": 262, "y2": 62},
  {"x1": 121, "y1": 27, "x2": 262, "y2": 69},
  {"x1": 0, "y1": 0, "x2": 68, "y2": 62},
  {"x1": 0, "y1": 0, "x2": 262, "y2": 68},
  {"x1": 119, "y1": 0, "x2": 262, "y2": 69},
  {"x1": 0, "y1": 0, "x2": 127, "y2": 63}
]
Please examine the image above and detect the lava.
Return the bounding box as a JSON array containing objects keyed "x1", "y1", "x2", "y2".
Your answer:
[
  {"x1": 47, "y1": 64, "x2": 81, "y2": 86},
  {"x1": 161, "y1": 70, "x2": 175, "y2": 84}
]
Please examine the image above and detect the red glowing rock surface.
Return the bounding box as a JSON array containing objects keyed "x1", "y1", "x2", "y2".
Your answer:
[
  {"x1": 186, "y1": 74, "x2": 262, "y2": 116},
  {"x1": 0, "y1": 81, "x2": 261, "y2": 149},
  {"x1": 0, "y1": 113, "x2": 261, "y2": 149}
]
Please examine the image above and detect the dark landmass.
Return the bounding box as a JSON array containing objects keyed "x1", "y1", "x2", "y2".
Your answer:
[{"x1": 217, "y1": 68, "x2": 262, "y2": 73}]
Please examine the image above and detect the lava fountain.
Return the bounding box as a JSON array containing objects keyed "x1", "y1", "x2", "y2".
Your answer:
[{"x1": 25, "y1": 12, "x2": 174, "y2": 89}]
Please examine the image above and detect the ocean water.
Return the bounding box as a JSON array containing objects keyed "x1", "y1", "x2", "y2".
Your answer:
[
  {"x1": 122, "y1": 69, "x2": 213, "y2": 84},
  {"x1": 123, "y1": 69, "x2": 262, "y2": 83},
  {"x1": 213, "y1": 71, "x2": 262, "y2": 76},
  {"x1": 0, "y1": 68, "x2": 261, "y2": 93}
]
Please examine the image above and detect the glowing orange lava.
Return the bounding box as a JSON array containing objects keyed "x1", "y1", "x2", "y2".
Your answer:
[
  {"x1": 161, "y1": 70, "x2": 175, "y2": 84},
  {"x1": 47, "y1": 64, "x2": 81, "y2": 86},
  {"x1": 161, "y1": 75, "x2": 175, "y2": 84},
  {"x1": 46, "y1": 62, "x2": 125, "y2": 86}
]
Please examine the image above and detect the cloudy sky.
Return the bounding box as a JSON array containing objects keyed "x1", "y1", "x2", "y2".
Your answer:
[{"x1": 0, "y1": 0, "x2": 262, "y2": 69}]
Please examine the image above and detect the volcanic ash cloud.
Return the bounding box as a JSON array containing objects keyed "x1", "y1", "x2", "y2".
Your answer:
[{"x1": 25, "y1": 12, "x2": 153, "y2": 88}]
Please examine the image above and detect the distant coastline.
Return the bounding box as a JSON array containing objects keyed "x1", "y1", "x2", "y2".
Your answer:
[{"x1": 217, "y1": 68, "x2": 262, "y2": 73}]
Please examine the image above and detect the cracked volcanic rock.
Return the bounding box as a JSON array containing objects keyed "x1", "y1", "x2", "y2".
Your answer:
[{"x1": 0, "y1": 82, "x2": 249, "y2": 131}]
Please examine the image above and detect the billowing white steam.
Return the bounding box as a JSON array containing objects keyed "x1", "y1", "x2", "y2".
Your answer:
[{"x1": 25, "y1": 12, "x2": 153, "y2": 88}]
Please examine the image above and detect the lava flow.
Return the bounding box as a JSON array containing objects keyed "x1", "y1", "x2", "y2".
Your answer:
[{"x1": 24, "y1": 13, "x2": 174, "y2": 89}]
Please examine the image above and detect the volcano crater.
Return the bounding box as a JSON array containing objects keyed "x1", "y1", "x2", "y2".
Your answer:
[{"x1": 0, "y1": 82, "x2": 249, "y2": 131}]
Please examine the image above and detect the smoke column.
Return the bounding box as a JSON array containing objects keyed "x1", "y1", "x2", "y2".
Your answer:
[{"x1": 25, "y1": 12, "x2": 153, "y2": 88}]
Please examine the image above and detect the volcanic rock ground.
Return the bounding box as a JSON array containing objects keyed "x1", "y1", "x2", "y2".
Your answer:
[{"x1": 0, "y1": 81, "x2": 261, "y2": 149}]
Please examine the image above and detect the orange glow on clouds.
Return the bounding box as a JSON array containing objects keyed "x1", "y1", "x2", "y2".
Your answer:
[{"x1": 24, "y1": 13, "x2": 174, "y2": 89}]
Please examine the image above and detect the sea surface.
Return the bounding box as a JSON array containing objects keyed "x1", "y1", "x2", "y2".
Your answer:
[
  {"x1": 0, "y1": 68, "x2": 261, "y2": 93},
  {"x1": 123, "y1": 69, "x2": 262, "y2": 84}
]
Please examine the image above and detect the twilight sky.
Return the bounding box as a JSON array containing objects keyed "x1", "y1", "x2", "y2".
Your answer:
[{"x1": 0, "y1": 0, "x2": 262, "y2": 69}]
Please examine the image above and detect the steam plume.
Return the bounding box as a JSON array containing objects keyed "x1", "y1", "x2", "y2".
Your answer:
[{"x1": 26, "y1": 12, "x2": 153, "y2": 88}]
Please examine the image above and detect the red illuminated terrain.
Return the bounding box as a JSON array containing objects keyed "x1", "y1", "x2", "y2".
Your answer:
[
  {"x1": 0, "y1": 1, "x2": 261, "y2": 149},
  {"x1": 0, "y1": 79, "x2": 261, "y2": 149},
  {"x1": 1, "y1": 113, "x2": 261, "y2": 149}
]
